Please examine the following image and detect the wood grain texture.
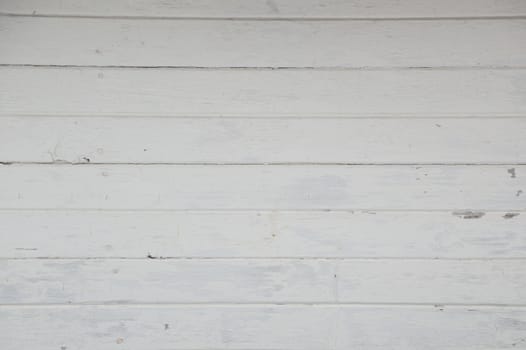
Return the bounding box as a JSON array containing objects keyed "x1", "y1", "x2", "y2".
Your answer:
[
  {"x1": 2, "y1": 259, "x2": 525, "y2": 304},
  {"x1": 1, "y1": 0, "x2": 525, "y2": 18},
  {"x1": 1, "y1": 164, "x2": 524, "y2": 210},
  {"x1": 2, "y1": 1, "x2": 526, "y2": 347},
  {"x1": 1, "y1": 305, "x2": 526, "y2": 349},
  {"x1": 2, "y1": 17, "x2": 525, "y2": 67},
  {"x1": 2, "y1": 117, "x2": 526, "y2": 164},
  {"x1": 1, "y1": 67, "x2": 525, "y2": 117},
  {"x1": 1, "y1": 210, "x2": 524, "y2": 258}
]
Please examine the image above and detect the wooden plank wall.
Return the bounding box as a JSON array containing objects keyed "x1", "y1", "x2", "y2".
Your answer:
[{"x1": 0, "y1": 1, "x2": 525, "y2": 349}]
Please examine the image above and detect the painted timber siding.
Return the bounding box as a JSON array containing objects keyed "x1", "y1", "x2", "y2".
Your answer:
[{"x1": 0, "y1": 1, "x2": 525, "y2": 349}]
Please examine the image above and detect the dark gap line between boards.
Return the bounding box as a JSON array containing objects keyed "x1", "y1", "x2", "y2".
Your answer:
[
  {"x1": 1, "y1": 63, "x2": 526, "y2": 71},
  {"x1": 1, "y1": 12, "x2": 526, "y2": 21}
]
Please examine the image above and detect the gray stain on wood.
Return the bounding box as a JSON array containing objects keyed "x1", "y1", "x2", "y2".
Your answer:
[{"x1": 452, "y1": 211, "x2": 485, "y2": 219}]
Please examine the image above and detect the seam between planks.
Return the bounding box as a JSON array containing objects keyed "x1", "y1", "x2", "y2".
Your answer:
[
  {"x1": 2, "y1": 64, "x2": 526, "y2": 70},
  {"x1": 2, "y1": 115, "x2": 526, "y2": 119},
  {"x1": 1, "y1": 302, "x2": 525, "y2": 308},
  {"x1": 0, "y1": 208, "x2": 523, "y2": 212},
  {"x1": 2, "y1": 13, "x2": 526, "y2": 21},
  {"x1": 3, "y1": 257, "x2": 526, "y2": 261},
  {"x1": 3, "y1": 162, "x2": 526, "y2": 166},
  {"x1": 2, "y1": 162, "x2": 526, "y2": 166}
]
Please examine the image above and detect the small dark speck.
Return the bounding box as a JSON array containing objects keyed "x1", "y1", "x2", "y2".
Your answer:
[
  {"x1": 82, "y1": 157, "x2": 90, "y2": 163},
  {"x1": 60, "y1": 346, "x2": 67, "y2": 350},
  {"x1": 452, "y1": 211, "x2": 485, "y2": 219},
  {"x1": 435, "y1": 124, "x2": 441, "y2": 128},
  {"x1": 95, "y1": 49, "x2": 102, "y2": 54},
  {"x1": 164, "y1": 323, "x2": 169, "y2": 330},
  {"x1": 503, "y1": 213, "x2": 519, "y2": 219},
  {"x1": 508, "y1": 168, "x2": 516, "y2": 178},
  {"x1": 517, "y1": 190, "x2": 523, "y2": 197},
  {"x1": 147, "y1": 254, "x2": 166, "y2": 259},
  {"x1": 143, "y1": 149, "x2": 148, "y2": 152}
]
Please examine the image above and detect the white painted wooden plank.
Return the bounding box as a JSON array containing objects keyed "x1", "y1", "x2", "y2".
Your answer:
[
  {"x1": 1, "y1": 68, "x2": 525, "y2": 117},
  {"x1": 2, "y1": 259, "x2": 525, "y2": 304},
  {"x1": 1, "y1": 305, "x2": 525, "y2": 349},
  {"x1": 2, "y1": 17, "x2": 525, "y2": 67},
  {"x1": 1, "y1": 0, "x2": 525, "y2": 18},
  {"x1": 1, "y1": 210, "x2": 524, "y2": 258},
  {"x1": 0, "y1": 165, "x2": 524, "y2": 210},
  {"x1": 1, "y1": 117, "x2": 525, "y2": 164}
]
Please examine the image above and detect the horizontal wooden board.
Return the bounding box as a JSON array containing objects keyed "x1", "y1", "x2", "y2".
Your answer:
[
  {"x1": 2, "y1": 17, "x2": 525, "y2": 67},
  {"x1": 1, "y1": 68, "x2": 525, "y2": 117},
  {"x1": 0, "y1": 164, "x2": 524, "y2": 210},
  {"x1": 2, "y1": 0, "x2": 526, "y2": 18},
  {"x1": 1, "y1": 305, "x2": 525, "y2": 349},
  {"x1": 2, "y1": 259, "x2": 525, "y2": 304},
  {"x1": 2, "y1": 117, "x2": 526, "y2": 164},
  {"x1": 1, "y1": 210, "x2": 524, "y2": 258}
]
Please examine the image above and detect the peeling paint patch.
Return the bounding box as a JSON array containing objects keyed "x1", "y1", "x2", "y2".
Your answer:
[
  {"x1": 452, "y1": 211, "x2": 485, "y2": 219},
  {"x1": 503, "y1": 213, "x2": 519, "y2": 219}
]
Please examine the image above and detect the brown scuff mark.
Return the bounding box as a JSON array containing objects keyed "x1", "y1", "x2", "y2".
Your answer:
[
  {"x1": 508, "y1": 168, "x2": 516, "y2": 178},
  {"x1": 452, "y1": 211, "x2": 485, "y2": 219},
  {"x1": 503, "y1": 213, "x2": 520, "y2": 219}
]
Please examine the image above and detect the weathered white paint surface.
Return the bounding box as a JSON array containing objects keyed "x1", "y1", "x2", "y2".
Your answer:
[
  {"x1": 1, "y1": 0, "x2": 525, "y2": 349},
  {"x1": 2, "y1": 17, "x2": 525, "y2": 67},
  {"x1": 2, "y1": 117, "x2": 526, "y2": 163},
  {"x1": 1, "y1": 164, "x2": 524, "y2": 210},
  {"x1": 2, "y1": 67, "x2": 525, "y2": 117},
  {"x1": 2, "y1": 0, "x2": 525, "y2": 18},
  {"x1": 0, "y1": 210, "x2": 523, "y2": 258},
  {"x1": 1, "y1": 306, "x2": 526, "y2": 349},
  {"x1": 2, "y1": 259, "x2": 525, "y2": 304}
]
